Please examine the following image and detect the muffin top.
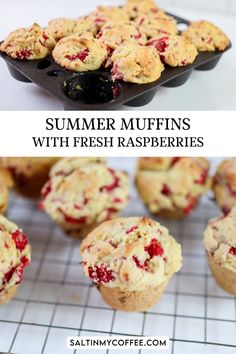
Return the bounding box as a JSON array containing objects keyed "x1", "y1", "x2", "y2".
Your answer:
[
  {"x1": 0, "y1": 157, "x2": 59, "y2": 178},
  {"x1": 124, "y1": 0, "x2": 164, "y2": 19},
  {"x1": 91, "y1": 6, "x2": 130, "y2": 29},
  {"x1": 50, "y1": 157, "x2": 106, "y2": 177},
  {"x1": 204, "y1": 207, "x2": 236, "y2": 272},
  {"x1": 135, "y1": 13, "x2": 178, "y2": 38},
  {"x1": 81, "y1": 216, "x2": 182, "y2": 291},
  {"x1": 213, "y1": 158, "x2": 236, "y2": 214},
  {"x1": 0, "y1": 215, "x2": 31, "y2": 293},
  {"x1": 52, "y1": 33, "x2": 108, "y2": 72},
  {"x1": 45, "y1": 18, "x2": 78, "y2": 41},
  {"x1": 136, "y1": 157, "x2": 211, "y2": 214},
  {"x1": 147, "y1": 35, "x2": 198, "y2": 67},
  {"x1": 74, "y1": 16, "x2": 98, "y2": 36},
  {"x1": 111, "y1": 44, "x2": 164, "y2": 84},
  {"x1": 0, "y1": 23, "x2": 56, "y2": 60},
  {"x1": 41, "y1": 164, "x2": 129, "y2": 229},
  {"x1": 182, "y1": 20, "x2": 230, "y2": 52},
  {"x1": 97, "y1": 22, "x2": 146, "y2": 50}
]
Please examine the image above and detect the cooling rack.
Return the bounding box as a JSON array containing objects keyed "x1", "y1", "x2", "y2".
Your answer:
[{"x1": 0, "y1": 158, "x2": 235, "y2": 354}]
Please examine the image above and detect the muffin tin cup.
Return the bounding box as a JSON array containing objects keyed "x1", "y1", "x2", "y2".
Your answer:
[{"x1": 0, "y1": 13, "x2": 231, "y2": 110}]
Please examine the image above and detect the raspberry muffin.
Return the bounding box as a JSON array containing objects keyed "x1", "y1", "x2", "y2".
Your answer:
[
  {"x1": 204, "y1": 207, "x2": 236, "y2": 295},
  {"x1": 80, "y1": 216, "x2": 182, "y2": 312},
  {"x1": 135, "y1": 157, "x2": 211, "y2": 218},
  {"x1": 110, "y1": 44, "x2": 164, "y2": 84},
  {"x1": 0, "y1": 23, "x2": 56, "y2": 60},
  {"x1": 212, "y1": 158, "x2": 236, "y2": 215},
  {"x1": 124, "y1": 0, "x2": 165, "y2": 20},
  {"x1": 135, "y1": 14, "x2": 178, "y2": 38},
  {"x1": 182, "y1": 20, "x2": 230, "y2": 52},
  {"x1": 97, "y1": 23, "x2": 146, "y2": 51},
  {"x1": 41, "y1": 164, "x2": 129, "y2": 239},
  {"x1": 0, "y1": 168, "x2": 14, "y2": 215},
  {"x1": 50, "y1": 157, "x2": 106, "y2": 177},
  {"x1": 45, "y1": 18, "x2": 78, "y2": 41},
  {"x1": 147, "y1": 35, "x2": 198, "y2": 67},
  {"x1": 0, "y1": 157, "x2": 59, "y2": 198},
  {"x1": 52, "y1": 33, "x2": 107, "y2": 72},
  {"x1": 91, "y1": 5, "x2": 129, "y2": 29},
  {"x1": 74, "y1": 16, "x2": 98, "y2": 37},
  {"x1": 0, "y1": 215, "x2": 31, "y2": 304}
]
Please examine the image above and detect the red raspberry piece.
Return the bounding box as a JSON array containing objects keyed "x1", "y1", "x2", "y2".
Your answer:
[
  {"x1": 4, "y1": 266, "x2": 16, "y2": 283},
  {"x1": 109, "y1": 240, "x2": 118, "y2": 248},
  {"x1": 43, "y1": 33, "x2": 49, "y2": 41},
  {"x1": 94, "y1": 17, "x2": 106, "y2": 24},
  {"x1": 132, "y1": 255, "x2": 147, "y2": 270},
  {"x1": 183, "y1": 195, "x2": 197, "y2": 214},
  {"x1": 38, "y1": 201, "x2": 44, "y2": 210},
  {"x1": 100, "y1": 168, "x2": 120, "y2": 192},
  {"x1": 96, "y1": 31, "x2": 103, "y2": 39},
  {"x1": 229, "y1": 247, "x2": 236, "y2": 256},
  {"x1": 16, "y1": 256, "x2": 30, "y2": 284},
  {"x1": 126, "y1": 226, "x2": 138, "y2": 235},
  {"x1": 161, "y1": 184, "x2": 171, "y2": 196},
  {"x1": 113, "y1": 197, "x2": 122, "y2": 203},
  {"x1": 41, "y1": 180, "x2": 52, "y2": 198},
  {"x1": 222, "y1": 206, "x2": 230, "y2": 216},
  {"x1": 88, "y1": 264, "x2": 114, "y2": 283},
  {"x1": 65, "y1": 49, "x2": 89, "y2": 62},
  {"x1": 12, "y1": 230, "x2": 28, "y2": 251},
  {"x1": 106, "y1": 207, "x2": 118, "y2": 220},
  {"x1": 134, "y1": 29, "x2": 142, "y2": 39},
  {"x1": 147, "y1": 36, "x2": 169, "y2": 52},
  {"x1": 58, "y1": 208, "x2": 87, "y2": 224},
  {"x1": 16, "y1": 49, "x2": 32, "y2": 59},
  {"x1": 170, "y1": 157, "x2": 181, "y2": 167},
  {"x1": 138, "y1": 17, "x2": 145, "y2": 26},
  {"x1": 144, "y1": 238, "x2": 164, "y2": 258},
  {"x1": 195, "y1": 169, "x2": 208, "y2": 185},
  {"x1": 112, "y1": 64, "x2": 124, "y2": 80}
]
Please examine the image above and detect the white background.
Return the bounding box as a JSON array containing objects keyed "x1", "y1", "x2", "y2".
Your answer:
[
  {"x1": 0, "y1": 112, "x2": 235, "y2": 156},
  {"x1": 0, "y1": 0, "x2": 235, "y2": 110}
]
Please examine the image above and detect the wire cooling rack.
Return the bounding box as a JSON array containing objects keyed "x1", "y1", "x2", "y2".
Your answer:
[{"x1": 0, "y1": 158, "x2": 235, "y2": 354}]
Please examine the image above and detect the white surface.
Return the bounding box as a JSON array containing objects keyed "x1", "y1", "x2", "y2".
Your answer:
[
  {"x1": 0, "y1": 0, "x2": 235, "y2": 110},
  {"x1": 0, "y1": 157, "x2": 235, "y2": 354}
]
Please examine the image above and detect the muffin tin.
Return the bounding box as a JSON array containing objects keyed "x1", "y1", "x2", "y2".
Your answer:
[{"x1": 0, "y1": 13, "x2": 231, "y2": 110}]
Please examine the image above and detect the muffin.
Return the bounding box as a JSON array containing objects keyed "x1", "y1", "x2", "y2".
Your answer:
[
  {"x1": 135, "y1": 157, "x2": 211, "y2": 218},
  {"x1": 110, "y1": 44, "x2": 164, "y2": 84},
  {"x1": 135, "y1": 14, "x2": 178, "y2": 38},
  {"x1": 80, "y1": 216, "x2": 182, "y2": 312},
  {"x1": 41, "y1": 164, "x2": 129, "y2": 239},
  {"x1": 91, "y1": 5, "x2": 129, "y2": 29},
  {"x1": 0, "y1": 157, "x2": 59, "y2": 198},
  {"x1": 182, "y1": 20, "x2": 230, "y2": 52},
  {"x1": 45, "y1": 18, "x2": 78, "y2": 41},
  {"x1": 0, "y1": 215, "x2": 31, "y2": 304},
  {"x1": 204, "y1": 207, "x2": 236, "y2": 295},
  {"x1": 212, "y1": 158, "x2": 236, "y2": 215},
  {"x1": 0, "y1": 23, "x2": 56, "y2": 60},
  {"x1": 52, "y1": 33, "x2": 107, "y2": 72},
  {"x1": 74, "y1": 16, "x2": 98, "y2": 37},
  {"x1": 124, "y1": 0, "x2": 164, "y2": 20},
  {"x1": 50, "y1": 157, "x2": 106, "y2": 177},
  {"x1": 0, "y1": 168, "x2": 14, "y2": 214},
  {"x1": 147, "y1": 35, "x2": 198, "y2": 67},
  {"x1": 97, "y1": 22, "x2": 146, "y2": 50}
]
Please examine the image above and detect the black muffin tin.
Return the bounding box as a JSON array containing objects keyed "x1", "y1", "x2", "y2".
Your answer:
[{"x1": 0, "y1": 13, "x2": 231, "y2": 110}]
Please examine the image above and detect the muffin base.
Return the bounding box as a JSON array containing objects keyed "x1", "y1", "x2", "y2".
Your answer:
[
  {"x1": 0, "y1": 285, "x2": 18, "y2": 305},
  {"x1": 98, "y1": 280, "x2": 168, "y2": 312},
  {"x1": 207, "y1": 254, "x2": 236, "y2": 295},
  {"x1": 14, "y1": 172, "x2": 50, "y2": 198}
]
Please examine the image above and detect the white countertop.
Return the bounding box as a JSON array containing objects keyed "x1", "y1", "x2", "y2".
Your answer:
[{"x1": 0, "y1": 0, "x2": 235, "y2": 110}]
